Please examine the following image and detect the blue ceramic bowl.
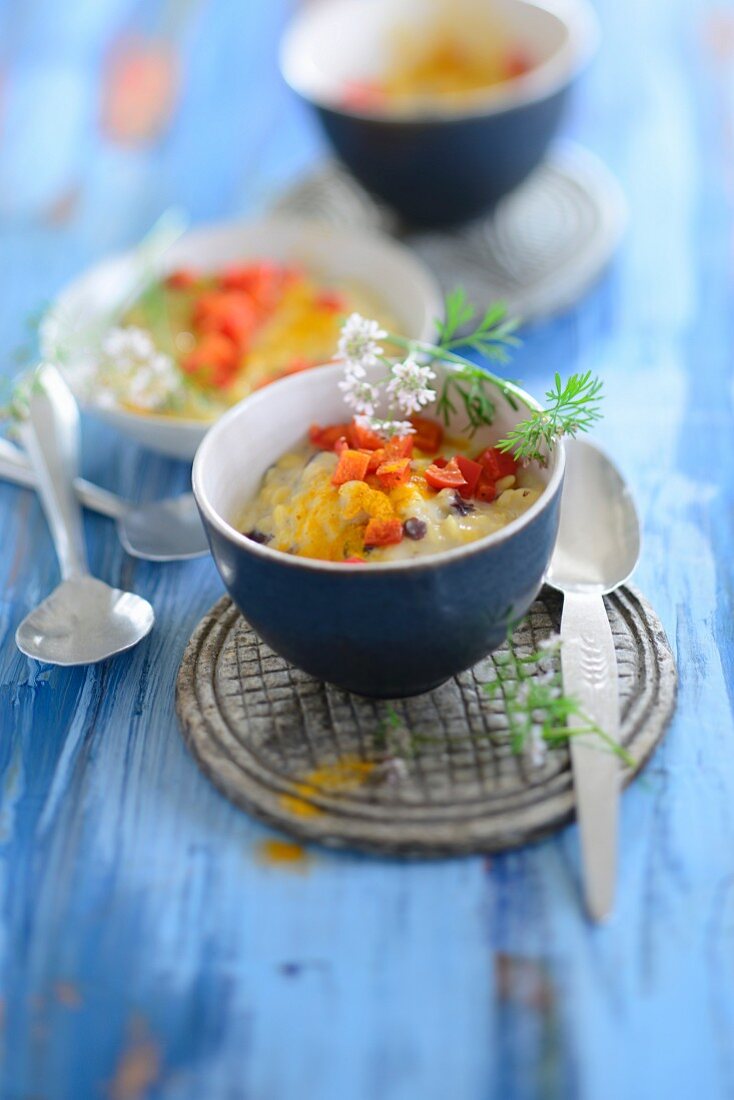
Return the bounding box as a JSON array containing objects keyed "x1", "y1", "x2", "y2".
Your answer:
[
  {"x1": 280, "y1": 0, "x2": 599, "y2": 228},
  {"x1": 193, "y1": 362, "x2": 565, "y2": 698}
]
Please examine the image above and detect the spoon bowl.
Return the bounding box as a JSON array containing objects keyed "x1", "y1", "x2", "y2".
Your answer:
[
  {"x1": 118, "y1": 494, "x2": 208, "y2": 561},
  {"x1": 547, "y1": 437, "x2": 640, "y2": 593},
  {"x1": 16, "y1": 576, "x2": 155, "y2": 665}
]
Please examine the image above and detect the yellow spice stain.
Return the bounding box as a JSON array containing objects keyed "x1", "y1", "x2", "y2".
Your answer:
[
  {"x1": 279, "y1": 757, "x2": 376, "y2": 818},
  {"x1": 256, "y1": 838, "x2": 311, "y2": 870},
  {"x1": 108, "y1": 1017, "x2": 161, "y2": 1100}
]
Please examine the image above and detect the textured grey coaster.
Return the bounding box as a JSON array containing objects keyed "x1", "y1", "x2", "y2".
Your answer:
[
  {"x1": 176, "y1": 585, "x2": 676, "y2": 856},
  {"x1": 272, "y1": 143, "x2": 626, "y2": 322}
]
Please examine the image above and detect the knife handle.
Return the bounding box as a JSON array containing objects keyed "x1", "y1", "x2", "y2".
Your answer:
[{"x1": 560, "y1": 591, "x2": 621, "y2": 921}]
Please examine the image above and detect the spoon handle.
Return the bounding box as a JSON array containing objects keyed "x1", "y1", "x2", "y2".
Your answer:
[
  {"x1": 560, "y1": 591, "x2": 621, "y2": 922},
  {"x1": 18, "y1": 365, "x2": 89, "y2": 580},
  {"x1": 0, "y1": 437, "x2": 129, "y2": 520}
]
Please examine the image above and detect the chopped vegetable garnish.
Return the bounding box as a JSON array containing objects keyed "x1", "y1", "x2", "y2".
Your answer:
[
  {"x1": 363, "y1": 517, "x2": 404, "y2": 548},
  {"x1": 424, "y1": 458, "x2": 467, "y2": 491},
  {"x1": 454, "y1": 455, "x2": 483, "y2": 499},
  {"x1": 332, "y1": 449, "x2": 371, "y2": 486}
]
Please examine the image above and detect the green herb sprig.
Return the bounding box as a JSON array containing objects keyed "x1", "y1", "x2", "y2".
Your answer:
[
  {"x1": 496, "y1": 371, "x2": 604, "y2": 464},
  {"x1": 368, "y1": 633, "x2": 632, "y2": 782},
  {"x1": 485, "y1": 633, "x2": 634, "y2": 767},
  {"x1": 382, "y1": 288, "x2": 602, "y2": 460}
]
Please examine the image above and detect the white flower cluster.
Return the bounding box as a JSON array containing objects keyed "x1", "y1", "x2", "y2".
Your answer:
[
  {"x1": 386, "y1": 357, "x2": 436, "y2": 416},
  {"x1": 336, "y1": 313, "x2": 437, "y2": 436},
  {"x1": 93, "y1": 326, "x2": 183, "y2": 411},
  {"x1": 337, "y1": 312, "x2": 386, "y2": 369}
]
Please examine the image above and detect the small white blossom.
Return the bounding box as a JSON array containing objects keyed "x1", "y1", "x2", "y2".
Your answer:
[
  {"x1": 102, "y1": 325, "x2": 157, "y2": 365},
  {"x1": 386, "y1": 357, "x2": 436, "y2": 415},
  {"x1": 336, "y1": 313, "x2": 386, "y2": 370},
  {"x1": 83, "y1": 325, "x2": 185, "y2": 412},
  {"x1": 339, "y1": 372, "x2": 379, "y2": 417},
  {"x1": 367, "y1": 417, "x2": 415, "y2": 439}
]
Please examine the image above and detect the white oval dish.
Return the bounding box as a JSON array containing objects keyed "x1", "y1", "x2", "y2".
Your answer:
[{"x1": 42, "y1": 217, "x2": 443, "y2": 461}]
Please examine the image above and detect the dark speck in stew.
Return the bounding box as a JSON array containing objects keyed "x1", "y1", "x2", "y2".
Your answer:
[
  {"x1": 245, "y1": 529, "x2": 272, "y2": 544},
  {"x1": 403, "y1": 517, "x2": 427, "y2": 540},
  {"x1": 451, "y1": 493, "x2": 475, "y2": 516}
]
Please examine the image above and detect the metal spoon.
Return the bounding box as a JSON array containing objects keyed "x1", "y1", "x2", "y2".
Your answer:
[
  {"x1": 15, "y1": 365, "x2": 155, "y2": 666},
  {"x1": 0, "y1": 437, "x2": 208, "y2": 561},
  {"x1": 546, "y1": 437, "x2": 641, "y2": 921}
]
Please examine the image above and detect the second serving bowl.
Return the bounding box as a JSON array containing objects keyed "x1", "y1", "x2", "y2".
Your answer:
[
  {"x1": 281, "y1": 0, "x2": 599, "y2": 227},
  {"x1": 193, "y1": 361, "x2": 565, "y2": 698},
  {"x1": 43, "y1": 216, "x2": 442, "y2": 460}
]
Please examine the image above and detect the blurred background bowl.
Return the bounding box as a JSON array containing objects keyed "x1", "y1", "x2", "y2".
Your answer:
[
  {"x1": 45, "y1": 216, "x2": 443, "y2": 461},
  {"x1": 280, "y1": 0, "x2": 599, "y2": 228}
]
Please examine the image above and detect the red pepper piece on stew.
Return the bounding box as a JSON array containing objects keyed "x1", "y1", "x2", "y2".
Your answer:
[
  {"x1": 476, "y1": 446, "x2": 517, "y2": 481},
  {"x1": 363, "y1": 517, "x2": 404, "y2": 548},
  {"x1": 454, "y1": 455, "x2": 483, "y2": 499},
  {"x1": 376, "y1": 457, "x2": 411, "y2": 491},
  {"x1": 332, "y1": 449, "x2": 371, "y2": 486},
  {"x1": 166, "y1": 268, "x2": 198, "y2": 290},
  {"x1": 347, "y1": 418, "x2": 385, "y2": 451},
  {"x1": 309, "y1": 423, "x2": 352, "y2": 450},
  {"x1": 194, "y1": 292, "x2": 258, "y2": 348},
  {"x1": 315, "y1": 290, "x2": 347, "y2": 313},
  {"x1": 182, "y1": 334, "x2": 238, "y2": 385},
  {"x1": 410, "y1": 415, "x2": 444, "y2": 454},
  {"x1": 383, "y1": 434, "x2": 414, "y2": 460},
  {"x1": 424, "y1": 458, "x2": 467, "y2": 491},
  {"x1": 475, "y1": 472, "x2": 498, "y2": 503}
]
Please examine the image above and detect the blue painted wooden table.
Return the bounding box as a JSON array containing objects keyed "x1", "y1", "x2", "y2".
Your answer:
[{"x1": 1, "y1": 0, "x2": 733, "y2": 1096}]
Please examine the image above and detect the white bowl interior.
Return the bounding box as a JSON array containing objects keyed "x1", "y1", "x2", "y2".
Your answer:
[
  {"x1": 281, "y1": 0, "x2": 598, "y2": 118},
  {"x1": 45, "y1": 217, "x2": 443, "y2": 460},
  {"x1": 194, "y1": 360, "x2": 562, "y2": 568}
]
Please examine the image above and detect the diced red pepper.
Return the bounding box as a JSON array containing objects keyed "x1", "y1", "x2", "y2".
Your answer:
[
  {"x1": 376, "y1": 457, "x2": 411, "y2": 491},
  {"x1": 454, "y1": 455, "x2": 484, "y2": 499},
  {"x1": 363, "y1": 517, "x2": 403, "y2": 548},
  {"x1": 166, "y1": 268, "x2": 198, "y2": 290},
  {"x1": 410, "y1": 415, "x2": 444, "y2": 454},
  {"x1": 424, "y1": 458, "x2": 467, "y2": 491},
  {"x1": 315, "y1": 290, "x2": 347, "y2": 313},
  {"x1": 476, "y1": 446, "x2": 518, "y2": 481},
  {"x1": 332, "y1": 449, "x2": 371, "y2": 486},
  {"x1": 181, "y1": 334, "x2": 238, "y2": 386},
  {"x1": 309, "y1": 423, "x2": 351, "y2": 450},
  {"x1": 432, "y1": 456, "x2": 448, "y2": 468},
  {"x1": 383, "y1": 434, "x2": 414, "y2": 460},
  {"x1": 347, "y1": 419, "x2": 384, "y2": 451},
  {"x1": 194, "y1": 291, "x2": 258, "y2": 348},
  {"x1": 218, "y1": 263, "x2": 284, "y2": 311},
  {"x1": 475, "y1": 472, "x2": 497, "y2": 503},
  {"x1": 363, "y1": 447, "x2": 386, "y2": 472},
  {"x1": 344, "y1": 556, "x2": 365, "y2": 563}
]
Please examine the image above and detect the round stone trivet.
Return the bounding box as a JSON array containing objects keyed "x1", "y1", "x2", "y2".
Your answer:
[
  {"x1": 176, "y1": 585, "x2": 676, "y2": 856},
  {"x1": 271, "y1": 143, "x2": 627, "y2": 322}
]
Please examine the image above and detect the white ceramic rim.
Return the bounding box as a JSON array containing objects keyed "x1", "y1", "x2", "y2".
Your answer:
[
  {"x1": 50, "y1": 214, "x2": 444, "y2": 433},
  {"x1": 280, "y1": 0, "x2": 600, "y2": 124},
  {"x1": 192, "y1": 362, "x2": 566, "y2": 575}
]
